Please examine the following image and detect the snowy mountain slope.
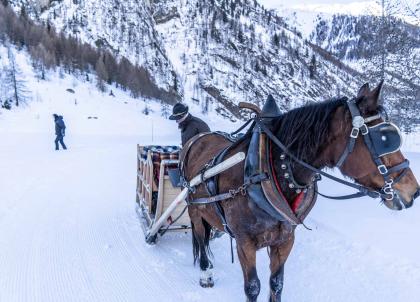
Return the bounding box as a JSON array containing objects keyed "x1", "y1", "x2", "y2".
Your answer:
[
  {"x1": 277, "y1": 7, "x2": 420, "y2": 127},
  {"x1": 7, "y1": 0, "x2": 369, "y2": 119},
  {"x1": 0, "y1": 44, "x2": 232, "y2": 136},
  {"x1": 8, "y1": 0, "x2": 180, "y2": 100},
  {"x1": 309, "y1": 13, "x2": 420, "y2": 126},
  {"x1": 309, "y1": 14, "x2": 420, "y2": 60},
  {"x1": 1, "y1": 44, "x2": 420, "y2": 302},
  {"x1": 150, "y1": 0, "x2": 369, "y2": 119}
]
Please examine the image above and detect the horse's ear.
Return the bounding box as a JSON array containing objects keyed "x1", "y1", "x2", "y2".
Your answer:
[
  {"x1": 357, "y1": 83, "x2": 370, "y2": 98},
  {"x1": 371, "y1": 80, "x2": 384, "y2": 103},
  {"x1": 357, "y1": 81, "x2": 382, "y2": 113}
]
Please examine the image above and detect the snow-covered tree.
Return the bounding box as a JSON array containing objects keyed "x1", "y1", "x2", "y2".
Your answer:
[
  {"x1": 4, "y1": 48, "x2": 30, "y2": 107},
  {"x1": 95, "y1": 55, "x2": 108, "y2": 92}
]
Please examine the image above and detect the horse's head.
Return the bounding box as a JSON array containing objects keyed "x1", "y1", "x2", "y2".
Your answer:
[{"x1": 331, "y1": 82, "x2": 419, "y2": 210}]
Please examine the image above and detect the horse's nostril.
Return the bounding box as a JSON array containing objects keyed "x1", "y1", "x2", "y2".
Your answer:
[
  {"x1": 405, "y1": 200, "x2": 414, "y2": 209},
  {"x1": 414, "y1": 189, "x2": 420, "y2": 201}
]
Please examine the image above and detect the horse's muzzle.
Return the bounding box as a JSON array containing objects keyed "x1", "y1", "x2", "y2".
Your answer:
[
  {"x1": 405, "y1": 188, "x2": 420, "y2": 209},
  {"x1": 414, "y1": 189, "x2": 420, "y2": 201}
]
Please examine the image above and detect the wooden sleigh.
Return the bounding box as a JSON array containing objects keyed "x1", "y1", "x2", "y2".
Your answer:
[{"x1": 135, "y1": 144, "x2": 245, "y2": 244}]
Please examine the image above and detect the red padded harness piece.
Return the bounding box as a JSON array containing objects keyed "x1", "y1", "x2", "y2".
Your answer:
[{"x1": 269, "y1": 140, "x2": 305, "y2": 214}]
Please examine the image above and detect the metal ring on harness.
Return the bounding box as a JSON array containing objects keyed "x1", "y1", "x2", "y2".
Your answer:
[{"x1": 182, "y1": 179, "x2": 196, "y2": 194}]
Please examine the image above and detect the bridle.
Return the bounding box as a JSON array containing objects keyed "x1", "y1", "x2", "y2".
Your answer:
[
  {"x1": 335, "y1": 98, "x2": 409, "y2": 201},
  {"x1": 255, "y1": 98, "x2": 410, "y2": 202}
]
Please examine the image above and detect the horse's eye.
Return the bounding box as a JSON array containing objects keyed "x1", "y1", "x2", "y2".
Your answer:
[{"x1": 381, "y1": 135, "x2": 387, "y2": 141}]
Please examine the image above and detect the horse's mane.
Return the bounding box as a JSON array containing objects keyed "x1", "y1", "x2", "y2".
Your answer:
[{"x1": 273, "y1": 97, "x2": 348, "y2": 163}]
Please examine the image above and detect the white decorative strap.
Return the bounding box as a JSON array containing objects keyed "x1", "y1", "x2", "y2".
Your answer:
[{"x1": 364, "y1": 114, "x2": 381, "y2": 124}]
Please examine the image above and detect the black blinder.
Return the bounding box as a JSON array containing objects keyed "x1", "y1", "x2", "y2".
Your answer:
[{"x1": 368, "y1": 122, "x2": 402, "y2": 157}]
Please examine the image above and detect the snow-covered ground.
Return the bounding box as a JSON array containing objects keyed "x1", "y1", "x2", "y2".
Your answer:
[{"x1": 1, "y1": 50, "x2": 420, "y2": 302}]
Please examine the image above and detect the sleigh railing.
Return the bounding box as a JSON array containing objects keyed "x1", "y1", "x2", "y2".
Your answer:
[
  {"x1": 136, "y1": 145, "x2": 190, "y2": 240},
  {"x1": 136, "y1": 144, "x2": 245, "y2": 244}
]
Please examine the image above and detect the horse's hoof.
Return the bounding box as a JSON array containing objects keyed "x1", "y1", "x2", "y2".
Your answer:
[
  {"x1": 199, "y1": 278, "x2": 214, "y2": 288},
  {"x1": 268, "y1": 293, "x2": 281, "y2": 302},
  {"x1": 199, "y1": 268, "x2": 214, "y2": 288}
]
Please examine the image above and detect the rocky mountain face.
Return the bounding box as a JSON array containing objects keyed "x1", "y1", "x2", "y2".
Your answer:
[
  {"x1": 311, "y1": 14, "x2": 420, "y2": 60},
  {"x1": 308, "y1": 13, "x2": 420, "y2": 129},
  {"x1": 7, "y1": 0, "x2": 368, "y2": 120},
  {"x1": 150, "y1": 0, "x2": 367, "y2": 119}
]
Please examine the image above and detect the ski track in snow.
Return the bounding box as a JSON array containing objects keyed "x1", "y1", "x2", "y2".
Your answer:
[{"x1": 0, "y1": 131, "x2": 419, "y2": 302}]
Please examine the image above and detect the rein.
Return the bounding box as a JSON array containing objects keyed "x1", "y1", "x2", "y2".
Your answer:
[
  {"x1": 256, "y1": 98, "x2": 409, "y2": 201},
  {"x1": 257, "y1": 121, "x2": 380, "y2": 199}
]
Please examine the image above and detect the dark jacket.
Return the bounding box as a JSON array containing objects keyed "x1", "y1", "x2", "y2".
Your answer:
[
  {"x1": 55, "y1": 116, "x2": 66, "y2": 136},
  {"x1": 179, "y1": 114, "x2": 210, "y2": 146}
]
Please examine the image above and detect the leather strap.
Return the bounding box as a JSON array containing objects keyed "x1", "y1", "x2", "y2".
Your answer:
[
  {"x1": 190, "y1": 192, "x2": 235, "y2": 204},
  {"x1": 190, "y1": 173, "x2": 269, "y2": 205},
  {"x1": 257, "y1": 121, "x2": 381, "y2": 198},
  {"x1": 336, "y1": 136, "x2": 356, "y2": 167}
]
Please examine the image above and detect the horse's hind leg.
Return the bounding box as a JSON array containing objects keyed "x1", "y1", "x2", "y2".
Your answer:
[
  {"x1": 268, "y1": 234, "x2": 295, "y2": 302},
  {"x1": 190, "y1": 213, "x2": 214, "y2": 288},
  {"x1": 237, "y1": 239, "x2": 260, "y2": 302}
]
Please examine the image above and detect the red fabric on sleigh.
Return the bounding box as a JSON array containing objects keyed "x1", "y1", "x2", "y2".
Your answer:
[{"x1": 141, "y1": 146, "x2": 180, "y2": 186}]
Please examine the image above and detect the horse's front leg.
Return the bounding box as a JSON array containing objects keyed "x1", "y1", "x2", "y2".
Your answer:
[
  {"x1": 269, "y1": 233, "x2": 295, "y2": 302},
  {"x1": 237, "y1": 239, "x2": 260, "y2": 302}
]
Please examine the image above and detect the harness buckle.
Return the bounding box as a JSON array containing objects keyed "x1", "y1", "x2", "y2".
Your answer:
[
  {"x1": 229, "y1": 189, "x2": 237, "y2": 197},
  {"x1": 378, "y1": 165, "x2": 388, "y2": 175},
  {"x1": 239, "y1": 184, "x2": 248, "y2": 196},
  {"x1": 360, "y1": 124, "x2": 369, "y2": 135},
  {"x1": 350, "y1": 127, "x2": 359, "y2": 138},
  {"x1": 312, "y1": 173, "x2": 321, "y2": 182}
]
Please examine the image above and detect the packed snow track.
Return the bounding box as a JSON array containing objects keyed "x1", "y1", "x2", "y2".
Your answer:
[
  {"x1": 1, "y1": 72, "x2": 420, "y2": 301},
  {"x1": 1, "y1": 130, "x2": 419, "y2": 302}
]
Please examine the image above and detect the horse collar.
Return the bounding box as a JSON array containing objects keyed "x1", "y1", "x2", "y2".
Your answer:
[{"x1": 276, "y1": 153, "x2": 320, "y2": 193}]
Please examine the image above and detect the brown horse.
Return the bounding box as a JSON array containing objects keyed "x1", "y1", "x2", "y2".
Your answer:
[{"x1": 182, "y1": 82, "x2": 419, "y2": 301}]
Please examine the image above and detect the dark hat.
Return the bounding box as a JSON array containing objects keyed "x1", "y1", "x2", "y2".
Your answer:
[{"x1": 169, "y1": 103, "x2": 189, "y2": 120}]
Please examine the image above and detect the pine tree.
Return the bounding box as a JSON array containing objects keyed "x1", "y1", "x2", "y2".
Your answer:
[
  {"x1": 309, "y1": 54, "x2": 317, "y2": 79},
  {"x1": 272, "y1": 33, "x2": 280, "y2": 47},
  {"x1": 237, "y1": 26, "x2": 244, "y2": 44},
  {"x1": 161, "y1": 102, "x2": 170, "y2": 118}
]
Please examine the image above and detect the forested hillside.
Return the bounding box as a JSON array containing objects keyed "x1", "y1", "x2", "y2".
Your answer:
[{"x1": 2, "y1": 0, "x2": 371, "y2": 120}]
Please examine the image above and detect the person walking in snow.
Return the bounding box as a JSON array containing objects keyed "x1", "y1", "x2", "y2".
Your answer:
[
  {"x1": 169, "y1": 103, "x2": 210, "y2": 146},
  {"x1": 53, "y1": 114, "x2": 67, "y2": 150}
]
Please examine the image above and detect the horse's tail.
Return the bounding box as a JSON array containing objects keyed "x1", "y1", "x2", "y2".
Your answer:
[
  {"x1": 191, "y1": 218, "x2": 213, "y2": 266},
  {"x1": 202, "y1": 219, "x2": 213, "y2": 259},
  {"x1": 191, "y1": 221, "x2": 200, "y2": 265}
]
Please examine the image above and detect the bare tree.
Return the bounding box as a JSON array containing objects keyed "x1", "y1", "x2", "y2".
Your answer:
[
  {"x1": 5, "y1": 47, "x2": 30, "y2": 106},
  {"x1": 31, "y1": 43, "x2": 55, "y2": 80},
  {"x1": 362, "y1": 0, "x2": 419, "y2": 115},
  {"x1": 400, "y1": 0, "x2": 420, "y2": 25},
  {"x1": 372, "y1": 0, "x2": 402, "y2": 80},
  {"x1": 95, "y1": 54, "x2": 108, "y2": 92}
]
